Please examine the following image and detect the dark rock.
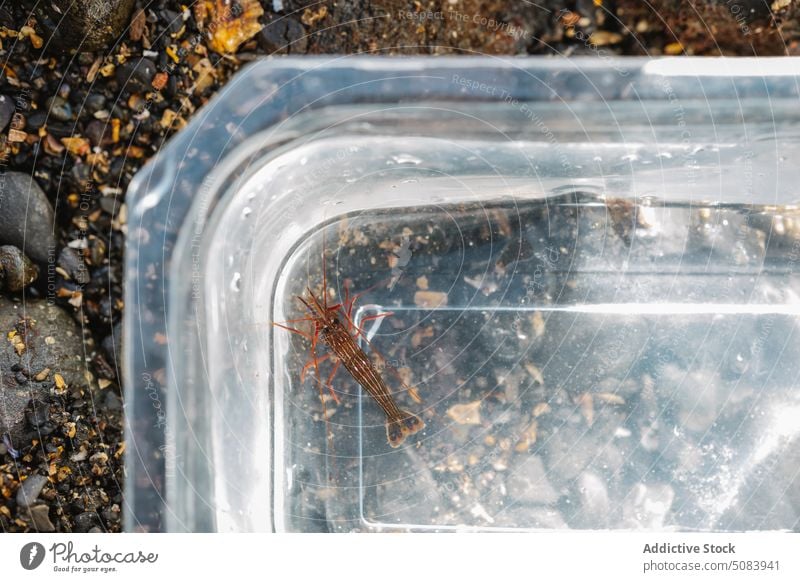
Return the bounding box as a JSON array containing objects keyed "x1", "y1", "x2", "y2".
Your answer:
[
  {"x1": 0, "y1": 94, "x2": 14, "y2": 131},
  {"x1": 102, "y1": 323, "x2": 122, "y2": 364},
  {"x1": 104, "y1": 390, "x2": 122, "y2": 411},
  {"x1": 0, "y1": 297, "x2": 86, "y2": 441},
  {"x1": 58, "y1": 247, "x2": 90, "y2": 285},
  {"x1": 724, "y1": 0, "x2": 773, "y2": 23},
  {"x1": 73, "y1": 511, "x2": 100, "y2": 532},
  {"x1": 28, "y1": 0, "x2": 136, "y2": 53},
  {"x1": 101, "y1": 505, "x2": 121, "y2": 524},
  {"x1": 0, "y1": 245, "x2": 39, "y2": 293},
  {"x1": 0, "y1": 172, "x2": 56, "y2": 263},
  {"x1": 84, "y1": 93, "x2": 107, "y2": 115},
  {"x1": 16, "y1": 473, "x2": 48, "y2": 508},
  {"x1": 44, "y1": 121, "x2": 73, "y2": 138},
  {"x1": 27, "y1": 504, "x2": 55, "y2": 532},
  {"x1": 26, "y1": 111, "x2": 47, "y2": 130},
  {"x1": 258, "y1": 17, "x2": 308, "y2": 54},
  {"x1": 98, "y1": 196, "x2": 118, "y2": 215},
  {"x1": 45, "y1": 95, "x2": 73, "y2": 122},
  {"x1": 116, "y1": 58, "x2": 157, "y2": 94},
  {"x1": 26, "y1": 400, "x2": 51, "y2": 428},
  {"x1": 85, "y1": 119, "x2": 112, "y2": 148},
  {"x1": 160, "y1": 9, "x2": 182, "y2": 36},
  {"x1": 0, "y1": 6, "x2": 12, "y2": 29}
]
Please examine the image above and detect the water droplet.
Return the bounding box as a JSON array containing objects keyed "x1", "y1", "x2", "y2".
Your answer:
[
  {"x1": 299, "y1": 156, "x2": 308, "y2": 166},
  {"x1": 231, "y1": 272, "x2": 241, "y2": 292},
  {"x1": 242, "y1": 206, "x2": 252, "y2": 218}
]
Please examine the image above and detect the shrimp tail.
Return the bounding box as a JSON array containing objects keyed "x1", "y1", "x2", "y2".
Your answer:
[{"x1": 385, "y1": 411, "x2": 425, "y2": 448}]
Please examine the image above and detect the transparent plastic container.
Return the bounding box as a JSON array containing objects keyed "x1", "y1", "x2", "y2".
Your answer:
[{"x1": 124, "y1": 57, "x2": 800, "y2": 532}]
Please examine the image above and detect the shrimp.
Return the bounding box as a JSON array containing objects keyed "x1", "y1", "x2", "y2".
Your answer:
[{"x1": 274, "y1": 246, "x2": 424, "y2": 448}]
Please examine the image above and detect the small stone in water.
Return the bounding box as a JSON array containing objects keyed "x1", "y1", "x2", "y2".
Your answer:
[{"x1": 447, "y1": 401, "x2": 481, "y2": 425}]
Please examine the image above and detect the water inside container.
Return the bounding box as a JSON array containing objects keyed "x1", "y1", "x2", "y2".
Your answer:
[{"x1": 271, "y1": 191, "x2": 800, "y2": 532}]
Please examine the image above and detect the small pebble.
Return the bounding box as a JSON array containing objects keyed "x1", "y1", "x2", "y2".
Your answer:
[
  {"x1": 84, "y1": 93, "x2": 107, "y2": 114},
  {"x1": 16, "y1": 474, "x2": 48, "y2": 509},
  {"x1": 0, "y1": 245, "x2": 39, "y2": 292},
  {"x1": 115, "y1": 57, "x2": 158, "y2": 93},
  {"x1": 0, "y1": 94, "x2": 14, "y2": 130},
  {"x1": 0, "y1": 172, "x2": 57, "y2": 263},
  {"x1": 58, "y1": 247, "x2": 90, "y2": 284},
  {"x1": 73, "y1": 511, "x2": 100, "y2": 532},
  {"x1": 257, "y1": 17, "x2": 308, "y2": 54},
  {"x1": 26, "y1": 401, "x2": 51, "y2": 429},
  {"x1": 45, "y1": 95, "x2": 73, "y2": 121}
]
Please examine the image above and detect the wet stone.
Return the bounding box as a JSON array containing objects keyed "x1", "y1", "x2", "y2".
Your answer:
[
  {"x1": 104, "y1": 390, "x2": 123, "y2": 411},
  {"x1": 16, "y1": 474, "x2": 48, "y2": 509},
  {"x1": 0, "y1": 245, "x2": 39, "y2": 293},
  {"x1": 0, "y1": 172, "x2": 56, "y2": 263},
  {"x1": 102, "y1": 323, "x2": 122, "y2": 375},
  {"x1": 45, "y1": 96, "x2": 72, "y2": 122},
  {"x1": 32, "y1": 0, "x2": 136, "y2": 53},
  {"x1": 116, "y1": 58, "x2": 158, "y2": 94},
  {"x1": 258, "y1": 17, "x2": 308, "y2": 54},
  {"x1": 27, "y1": 504, "x2": 55, "y2": 532},
  {"x1": 73, "y1": 511, "x2": 100, "y2": 533},
  {"x1": 84, "y1": 93, "x2": 107, "y2": 114},
  {"x1": 0, "y1": 297, "x2": 86, "y2": 441},
  {"x1": 58, "y1": 247, "x2": 90, "y2": 285},
  {"x1": 85, "y1": 120, "x2": 112, "y2": 147},
  {"x1": 0, "y1": 94, "x2": 14, "y2": 131},
  {"x1": 25, "y1": 111, "x2": 47, "y2": 131},
  {"x1": 26, "y1": 400, "x2": 51, "y2": 429},
  {"x1": 45, "y1": 121, "x2": 74, "y2": 138}
]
